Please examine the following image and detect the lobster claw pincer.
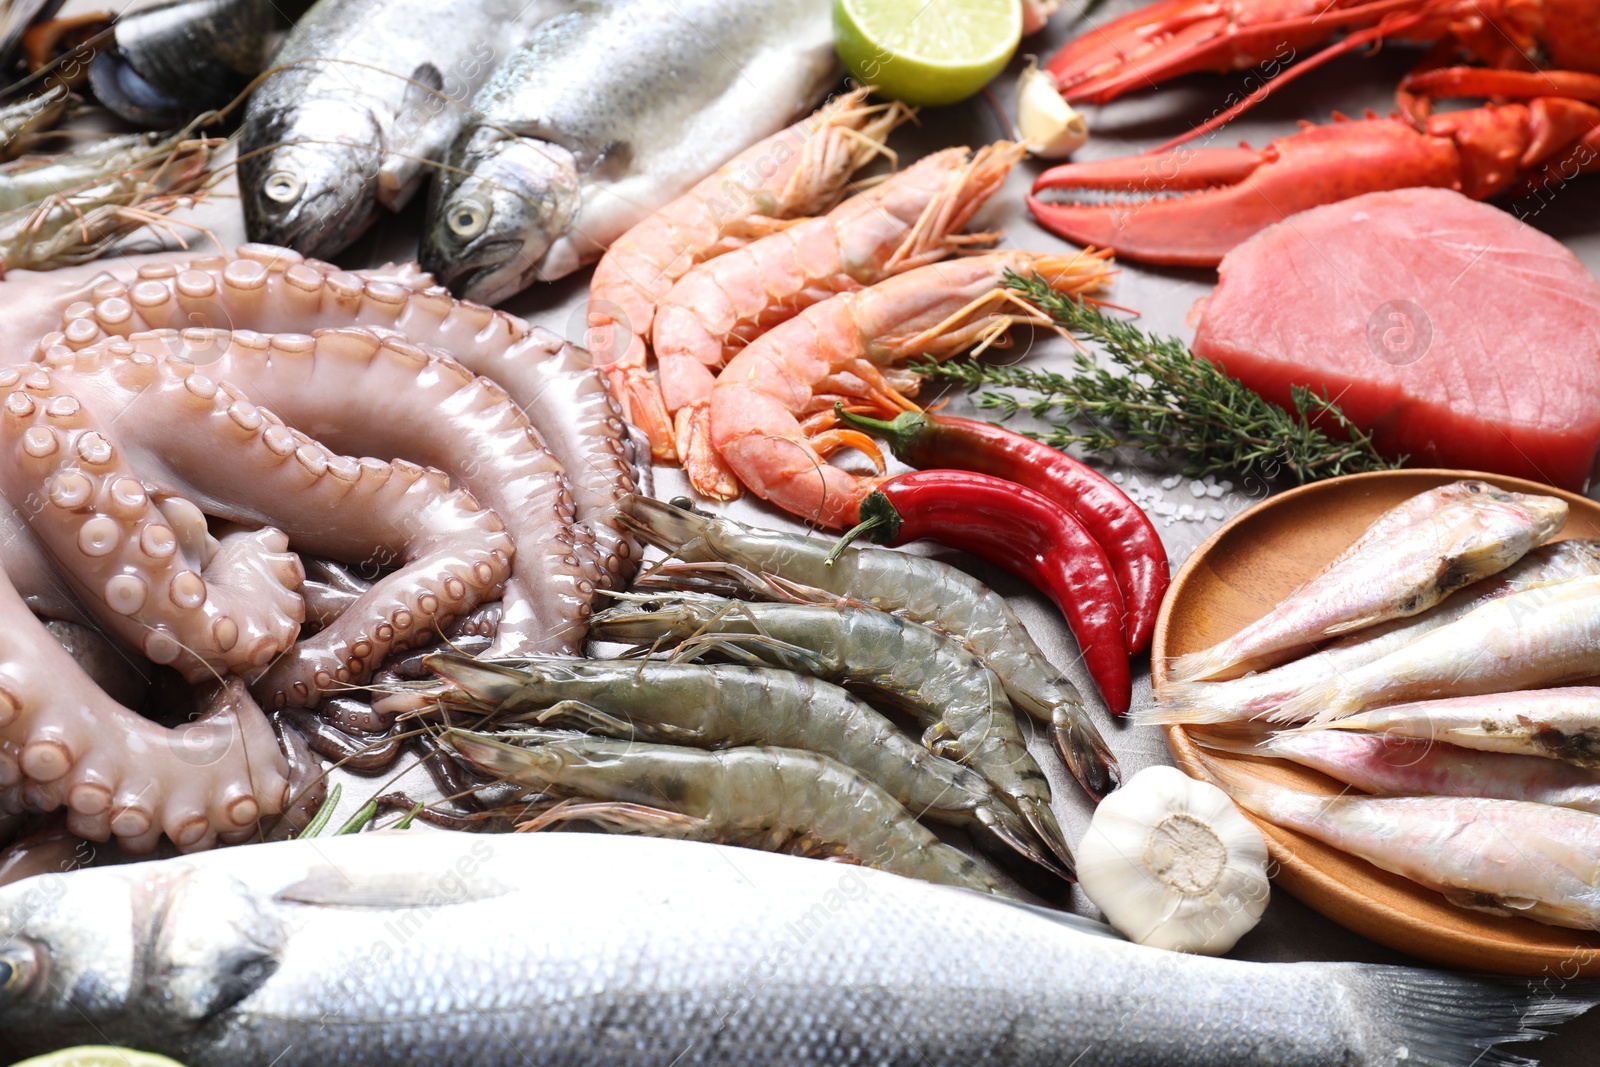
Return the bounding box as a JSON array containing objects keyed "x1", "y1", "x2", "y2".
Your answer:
[{"x1": 1027, "y1": 116, "x2": 1461, "y2": 266}]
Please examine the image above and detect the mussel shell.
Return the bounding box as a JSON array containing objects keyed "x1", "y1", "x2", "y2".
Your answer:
[{"x1": 89, "y1": 0, "x2": 274, "y2": 126}]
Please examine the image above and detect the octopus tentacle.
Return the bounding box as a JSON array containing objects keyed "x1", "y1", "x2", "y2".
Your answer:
[
  {"x1": 35, "y1": 336, "x2": 515, "y2": 707},
  {"x1": 0, "y1": 559, "x2": 289, "y2": 852},
  {"x1": 154, "y1": 324, "x2": 593, "y2": 657},
  {"x1": 47, "y1": 244, "x2": 641, "y2": 599},
  {"x1": 449, "y1": 327, "x2": 640, "y2": 588},
  {"x1": 0, "y1": 363, "x2": 304, "y2": 680}
]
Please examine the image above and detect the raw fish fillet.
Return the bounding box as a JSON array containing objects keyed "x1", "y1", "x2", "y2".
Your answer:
[{"x1": 1193, "y1": 188, "x2": 1600, "y2": 490}]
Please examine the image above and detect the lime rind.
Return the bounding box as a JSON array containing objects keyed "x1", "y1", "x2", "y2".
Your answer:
[{"x1": 835, "y1": 0, "x2": 1023, "y2": 107}]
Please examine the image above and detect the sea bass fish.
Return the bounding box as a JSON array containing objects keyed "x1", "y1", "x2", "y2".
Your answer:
[
  {"x1": 1168, "y1": 481, "x2": 1568, "y2": 683},
  {"x1": 1149, "y1": 539, "x2": 1600, "y2": 725},
  {"x1": 239, "y1": 0, "x2": 563, "y2": 258},
  {"x1": 420, "y1": 0, "x2": 839, "y2": 303},
  {"x1": 0, "y1": 832, "x2": 1591, "y2": 1065},
  {"x1": 1281, "y1": 573, "x2": 1600, "y2": 723}
]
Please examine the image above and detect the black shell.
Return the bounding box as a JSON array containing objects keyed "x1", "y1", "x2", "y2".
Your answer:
[{"x1": 88, "y1": 0, "x2": 274, "y2": 127}]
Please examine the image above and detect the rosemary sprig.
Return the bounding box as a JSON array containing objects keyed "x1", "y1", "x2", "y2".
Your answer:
[{"x1": 918, "y1": 272, "x2": 1400, "y2": 484}]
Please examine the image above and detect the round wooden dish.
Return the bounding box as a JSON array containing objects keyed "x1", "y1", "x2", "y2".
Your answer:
[{"x1": 1155, "y1": 468, "x2": 1600, "y2": 975}]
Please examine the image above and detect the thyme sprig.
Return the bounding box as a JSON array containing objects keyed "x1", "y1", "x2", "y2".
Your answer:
[{"x1": 917, "y1": 272, "x2": 1401, "y2": 484}]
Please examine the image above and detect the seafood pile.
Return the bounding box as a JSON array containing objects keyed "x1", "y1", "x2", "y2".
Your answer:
[
  {"x1": 0, "y1": 242, "x2": 642, "y2": 853},
  {"x1": 384, "y1": 494, "x2": 1123, "y2": 889},
  {"x1": 1149, "y1": 479, "x2": 1600, "y2": 931},
  {"x1": 3, "y1": 831, "x2": 1593, "y2": 1066},
  {"x1": 1029, "y1": 0, "x2": 1600, "y2": 263}
]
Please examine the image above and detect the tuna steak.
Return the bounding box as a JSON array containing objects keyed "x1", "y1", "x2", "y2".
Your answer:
[{"x1": 1192, "y1": 188, "x2": 1600, "y2": 490}]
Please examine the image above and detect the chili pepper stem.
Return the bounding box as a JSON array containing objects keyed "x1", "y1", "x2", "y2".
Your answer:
[
  {"x1": 824, "y1": 491, "x2": 904, "y2": 565},
  {"x1": 833, "y1": 402, "x2": 929, "y2": 455}
]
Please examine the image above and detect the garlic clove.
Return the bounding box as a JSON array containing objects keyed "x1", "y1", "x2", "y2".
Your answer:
[
  {"x1": 1077, "y1": 765, "x2": 1270, "y2": 955},
  {"x1": 1016, "y1": 58, "x2": 1089, "y2": 159}
]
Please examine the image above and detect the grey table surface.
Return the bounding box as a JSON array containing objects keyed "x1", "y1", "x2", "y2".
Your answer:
[{"x1": 70, "y1": 0, "x2": 1600, "y2": 1061}]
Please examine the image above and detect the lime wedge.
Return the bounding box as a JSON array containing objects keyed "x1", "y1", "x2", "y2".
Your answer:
[
  {"x1": 835, "y1": 0, "x2": 1023, "y2": 107},
  {"x1": 13, "y1": 1049, "x2": 190, "y2": 1067}
]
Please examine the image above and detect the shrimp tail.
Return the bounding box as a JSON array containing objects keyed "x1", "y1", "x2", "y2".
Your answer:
[
  {"x1": 1051, "y1": 711, "x2": 1122, "y2": 801},
  {"x1": 969, "y1": 803, "x2": 1076, "y2": 883},
  {"x1": 677, "y1": 401, "x2": 742, "y2": 500},
  {"x1": 1012, "y1": 796, "x2": 1077, "y2": 880},
  {"x1": 606, "y1": 362, "x2": 678, "y2": 463}
]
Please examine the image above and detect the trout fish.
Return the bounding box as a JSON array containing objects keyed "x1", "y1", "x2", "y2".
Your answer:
[
  {"x1": 238, "y1": 0, "x2": 563, "y2": 258},
  {"x1": 420, "y1": 0, "x2": 839, "y2": 303},
  {"x1": 0, "y1": 832, "x2": 1591, "y2": 1065}
]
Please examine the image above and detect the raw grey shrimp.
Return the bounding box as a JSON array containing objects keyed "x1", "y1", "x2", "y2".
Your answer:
[
  {"x1": 590, "y1": 593, "x2": 1075, "y2": 874},
  {"x1": 420, "y1": 653, "x2": 1065, "y2": 878},
  {"x1": 620, "y1": 494, "x2": 1120, "y2": 800},
  {"x1": 451, "y1": 730, "x2": 1005, "y2": 895},
  {"x1": 0, "y1": 130, "x2": 217, "y2": 275}
]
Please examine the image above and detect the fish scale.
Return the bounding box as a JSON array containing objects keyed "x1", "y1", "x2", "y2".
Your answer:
[
  {"x1": 0, "y1": 832, "x2": 1591, "y2": 1065},
  {"x1": 420, "y1": 0, "x2": 840, "y2": 303}
]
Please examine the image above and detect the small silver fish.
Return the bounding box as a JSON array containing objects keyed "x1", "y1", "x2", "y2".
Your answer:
[
  {"x1": 420, "y1": 0, "x2": 839, "y2": 302},
  {"x1": 1168, "y1": 481, "x2": 1568, "y2": 683},
  {"x1": 0, "y1": 832, "x2": 1591, "y2": 1065},
  {"x1": 1149, "y1": 539, "x2": 1600, "y2": 725},
  {"x1": 1197, "y1": 726, "x2": 1600, "y2": 814},
  {"x1": 238, "y1": 0, "x2": 561, "y2": 257},
  {"x1": 1212, "y1": 762, "x2": 1600, "y2": 932},
  {"x1": 1324, "y1": 688, "x2": 1600, "y2": 769},
  {"x1": 1280, "y1": 573, "x2": 1600, "y2": 723}
]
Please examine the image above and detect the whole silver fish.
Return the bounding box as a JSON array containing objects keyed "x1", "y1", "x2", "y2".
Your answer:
[
  {"x1": 0, "y1": 832, "x2": 1590, "y2": 1065},
  {"x1": 1325, "y1": 688, "x2": 1600, "y2": 769},
  {"x1": 238, "y1": 0, "x2": 561, "y2": 257},
  {"x1": 1168, "y1": 481, "x2": 1568, "y2": 683},
  {"x1": 1281, "y1": 573, "x2": 1600, "y2": 723},
  {"x1": 1148, "y1": 539, "x2": 1600, "y2": 725},
  {"x1": 420, "y1": 0, "x2": 839, "y2": 302}
]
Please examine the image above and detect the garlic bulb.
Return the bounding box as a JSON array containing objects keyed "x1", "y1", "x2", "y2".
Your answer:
[
  {"x1": 1015, "y1": 58, "x2": 1088, "y2": 159},
  {"x1": 1077, "y1": 765, "x2": 1270, "y2": 955}
]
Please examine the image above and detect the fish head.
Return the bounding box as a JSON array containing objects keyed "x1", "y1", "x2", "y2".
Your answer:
[
  {"x1": 0, "y1": 866, "x2": 141, "y2": 1050},
  {"x1": 421, "y1": 130, "x2": 581, "y2": 305},
  {"x1": 240, "y1": 98, "x2": 387, "y2": 258},
  {"x1": 0, "y1": 863, "x2": 285, "y2": 1056}
]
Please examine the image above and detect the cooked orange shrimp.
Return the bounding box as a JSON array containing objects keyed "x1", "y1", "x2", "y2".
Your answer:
[
  {"x1": 589, "y1": 88, "x2": 908, "y2": 462},
  {"x1": 656, "y1": 142, "x2": 1023, "y2": 488},
  {"x1": 703, "y1": 249, "x2": 1113, "y2": 522}
]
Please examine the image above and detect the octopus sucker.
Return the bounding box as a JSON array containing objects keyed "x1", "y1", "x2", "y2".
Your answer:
[
  {"x1": 51, "y1": 245, "x2": 641, "y2": 596},
  {"x1": 0, "y1": 243, "x2": 657, "y2": 856}
]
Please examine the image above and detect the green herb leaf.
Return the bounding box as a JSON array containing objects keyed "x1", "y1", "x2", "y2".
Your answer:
[{"x1": 916, "y1": 273, "x2": 1401, "y2": 484}]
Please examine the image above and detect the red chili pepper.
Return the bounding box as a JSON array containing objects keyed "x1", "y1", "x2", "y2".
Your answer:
[
  {"x1": 836, "y1": 403, "x2": 1169, "y2": 654},
  {"x1": 829, "y1": 469, "x2": 1132, "y2": 715}
]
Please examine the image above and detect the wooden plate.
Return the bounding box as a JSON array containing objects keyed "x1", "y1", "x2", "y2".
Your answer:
[{"x1": 1155, "y1": 468, "x2": 1600, "y2": 975}]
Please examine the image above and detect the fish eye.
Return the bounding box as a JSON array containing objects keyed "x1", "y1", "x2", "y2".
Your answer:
[
  {"x1": 263, "y1": 171, "x2": 303, "y2": 204},
  {"x1": 448, "y1": 200, "x2": 489, "y2": 239},
  {"x1": 0, "y1": 942, "x2": 37, "y2": 1002}
]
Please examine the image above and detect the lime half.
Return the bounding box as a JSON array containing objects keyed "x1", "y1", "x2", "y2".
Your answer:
[
  {"x1": 835, "y1": 0, "x2": 1023, "y2": 107},
  {"x1": 14, "y1": 1049, "x2": 190, "y2": 1067}
]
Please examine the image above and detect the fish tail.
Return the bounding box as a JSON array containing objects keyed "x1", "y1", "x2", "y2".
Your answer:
[
  {"x1": 1270, "y1": 679, "x2": 1351, "y2": 726},
  {"x1": 1166, "y1": 643, "x2": 1242, "y2": 684},
  {"x1": 1335, "y1": 964, "x2": 1600, "y2": 1066},
  {"x1": 1141, "y1": 680, "x2": 1256, "y2": 725}
]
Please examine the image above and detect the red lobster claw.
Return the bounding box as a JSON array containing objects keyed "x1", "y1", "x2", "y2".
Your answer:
[{"x1": 1028, "y1": 116, "x2": 1462, "y2": 266}]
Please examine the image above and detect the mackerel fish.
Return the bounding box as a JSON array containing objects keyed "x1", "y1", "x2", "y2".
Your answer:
[
  {"x1": 420, "y1": 0, "x2": 839, "y2": 303},
  {"x1": 0, "y1": 832, "x2": 1593, "y2": 1065},
  {"x1": 239, "y1": 0, "x2": 563, "y2": 258}
]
